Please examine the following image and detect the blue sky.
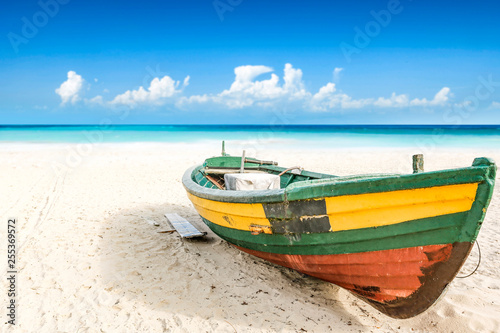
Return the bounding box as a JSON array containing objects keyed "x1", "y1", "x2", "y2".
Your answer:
[{"x1": 1, "y1": 0, "x2": 500, "y2": 124}]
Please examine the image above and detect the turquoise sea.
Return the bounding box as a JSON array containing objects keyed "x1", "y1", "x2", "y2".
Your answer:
[{"x1": 1, "y1": 125, "x2": 500, "y2": 149}]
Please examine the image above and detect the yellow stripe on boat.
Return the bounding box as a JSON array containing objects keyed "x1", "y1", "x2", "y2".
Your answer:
[
  {"x1": 188, "y1": 183, "x2": 478, "y2": 232},
  {"x1": 187, "y1": 193, "x2": 271, "y2": 229},
  {"x1": 325, "y1": 183, "x2": 478, "y2": 232}
]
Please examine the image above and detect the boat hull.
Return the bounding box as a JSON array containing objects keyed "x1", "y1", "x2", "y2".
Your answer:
[
  {"x1": 234, "y1": 242, "x2": 472, "y2": 319},
  {"x1": 183, "y1": 157, "x2": 496, "y2": 318}
]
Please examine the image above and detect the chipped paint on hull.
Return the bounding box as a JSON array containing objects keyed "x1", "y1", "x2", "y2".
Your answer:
[
  {"x1": 235, "y1": 242, "x2": 472, "y2": 318},
  {"x1": 182, "y1": 157, "x2": 496, "y2": 318},
  {"x1": 188, "y1": 182, "x2": 478, "y2": 233}
]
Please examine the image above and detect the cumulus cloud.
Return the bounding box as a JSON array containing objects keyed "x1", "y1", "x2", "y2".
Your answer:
[
  {"x1": 230, "y1": 65, "x2": 273, "y2": 86},
  {"x1": 55, "y1": 71, "x2": 189, "y2": 108},
  {"x1": 87, "y1": 95, "x2": 104, "y2": 105},
  {"x1": 310, "y1": 83, "x2": 372, "y2": 111},
  {"x1": 55, "y1": 65, "x2": 453, "y2": 113},
  {"x1": 180, "y1": 63, "x2": 451, "y2": 112},
  {"x1": 217, "y1": 64, "x2": 308, "y2": 108},
  {"x1": 410, "y1": 87, "x2": 450, "y2": 107},
  {"x1": 371, "y1": 88, "x2": 449, "y2": 109},
  {"x1": 178, "y1": 63, "x2": 309, "y2": 109},
  {"x1": 177, "y1": 64, "x2": 310, "y2": 109},
  {"x1": 55, "y1": 71, "x2": 84, "y2": 105},
  {"x1": 110, "y1": 75, "x2": 189, "y2": 107},
  {"x1": 373, "y1": 93, "x2": 410, "y2": 108}
]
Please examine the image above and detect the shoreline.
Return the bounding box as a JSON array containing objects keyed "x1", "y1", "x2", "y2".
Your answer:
[{"x1": 1, "y1": 140, "x2": 498, "y2": 150}]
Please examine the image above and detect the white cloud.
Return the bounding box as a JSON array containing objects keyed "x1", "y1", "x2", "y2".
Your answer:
[
  {"x1": 55, "y1": 71, "x2": 84, "y2": 105},
  {"x1": 87, "y1": 95, "x2": 104, "y2": 105},
  {"x1": 54, "y1": 71, "x2": 189, "y2": 108},
  {"x1": 373, "y1": 93, "x2": 410, "y2": 108},
  {"x1": 454, "y1": 100, "x2": 472, "y2": 108},
  {"x1": 312, "y1": 82, "x2": 336, "y2": 100},
  {"x1": 230, "y1": 65, "x2": 273, "y2": 86},
  {"x1": 410, "y1": 87, "x2": 450, "y2": 106},
  {"x1": 180, "y1": 64, "x2": 451, "y2": 112},
  {"x1": 56, "y1": 65, "x2": 453, "y2": 113},
  {"x1": 283, "y1": 63, "x2": 308, "y2": 99},
  {"x1": 216, "y1": 65, "x2": 288, "y2": 107},
  {"x1": 181, "y1": 63, "x2": 309, "y2": 109},
  {"x1": 110, "y1": 75, "x2": 189, "y2": 107},
  {"x1": 333, "y1": 67, "x2": 343, "y2": 82},
  {"x1": 310, "y1": 83, "x2": 372, "y2": 111},
  {"x1": 489, "y1": 101, "x2": 500, "y2": 109}
]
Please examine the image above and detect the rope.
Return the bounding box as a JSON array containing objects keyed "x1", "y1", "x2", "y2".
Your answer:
[
  {"x1": 457, "y1": 241, "x2": 481, "y2": 279},
  {"x1": 278, "y1": 166, "x2": 303, "y2": 177}
]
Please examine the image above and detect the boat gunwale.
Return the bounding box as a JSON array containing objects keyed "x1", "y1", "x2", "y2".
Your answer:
[{"x1": 182, "y1": 159, "x2": 495, "y2": 204}]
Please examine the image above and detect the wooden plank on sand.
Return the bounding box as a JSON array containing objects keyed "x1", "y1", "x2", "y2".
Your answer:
[{"x1": 164, "y1": 213, "x2": 207, "y2": 238}]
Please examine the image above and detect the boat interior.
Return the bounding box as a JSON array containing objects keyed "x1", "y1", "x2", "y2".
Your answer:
[
  {"x1": 193, "y1": 144, "x2": 413, "y2": 191},
  {"x1": 196, "y1": 163, "x2": 332, "y2": 190}
]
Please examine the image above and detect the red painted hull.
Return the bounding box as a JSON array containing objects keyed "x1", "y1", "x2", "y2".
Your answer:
[{"x1": 236, "y1": 242, "x2": 472, "y2": 318}]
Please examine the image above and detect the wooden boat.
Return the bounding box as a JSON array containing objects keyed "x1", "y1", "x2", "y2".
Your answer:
[{"x1": 182, "y1": 149, "x2": 495, "y2": 319}]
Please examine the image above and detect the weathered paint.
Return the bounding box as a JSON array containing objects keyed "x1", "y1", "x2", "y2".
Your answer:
[
  {"x1": 236, "y1": 244, "x2": 454, "y2": 298},
  {"x1": 184, "y1": 158, "x2": 494, "y2": 204},
  {"x1": 188, "y1": 183, "x2": 478, "y2": 233},
  {"x1": 182, "y1": 156, "x2": 496, "y2": 318},
  {"x1": 187, "y1": 192, "x2": 271, "y2": 230},
  {"x1": 323, "y1": 182, "x2": 477, "y2": 232},
  {"x1": 202, "y1": 212, "x2": 468, "y2": 255},
  {"x1": 264, "y1": 198, "x2": 331, "y2": 233},
  {"x1": 235, "y1": 242, "x2": 471, "y2": 319}
]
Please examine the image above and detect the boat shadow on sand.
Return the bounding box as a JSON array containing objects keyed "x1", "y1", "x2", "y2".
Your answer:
[{"x1": 97, "y1": 203, "x2": 381, "y2": 331}]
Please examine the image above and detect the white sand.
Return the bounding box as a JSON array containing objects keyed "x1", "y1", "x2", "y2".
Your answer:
[{"x1": 1, "y1": 143, "x2": 499, "y2": 332}]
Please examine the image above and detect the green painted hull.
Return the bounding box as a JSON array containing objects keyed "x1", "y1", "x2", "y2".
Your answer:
[{"x1": 202, "y1": 212, "x2": 471, "y2": 255}]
